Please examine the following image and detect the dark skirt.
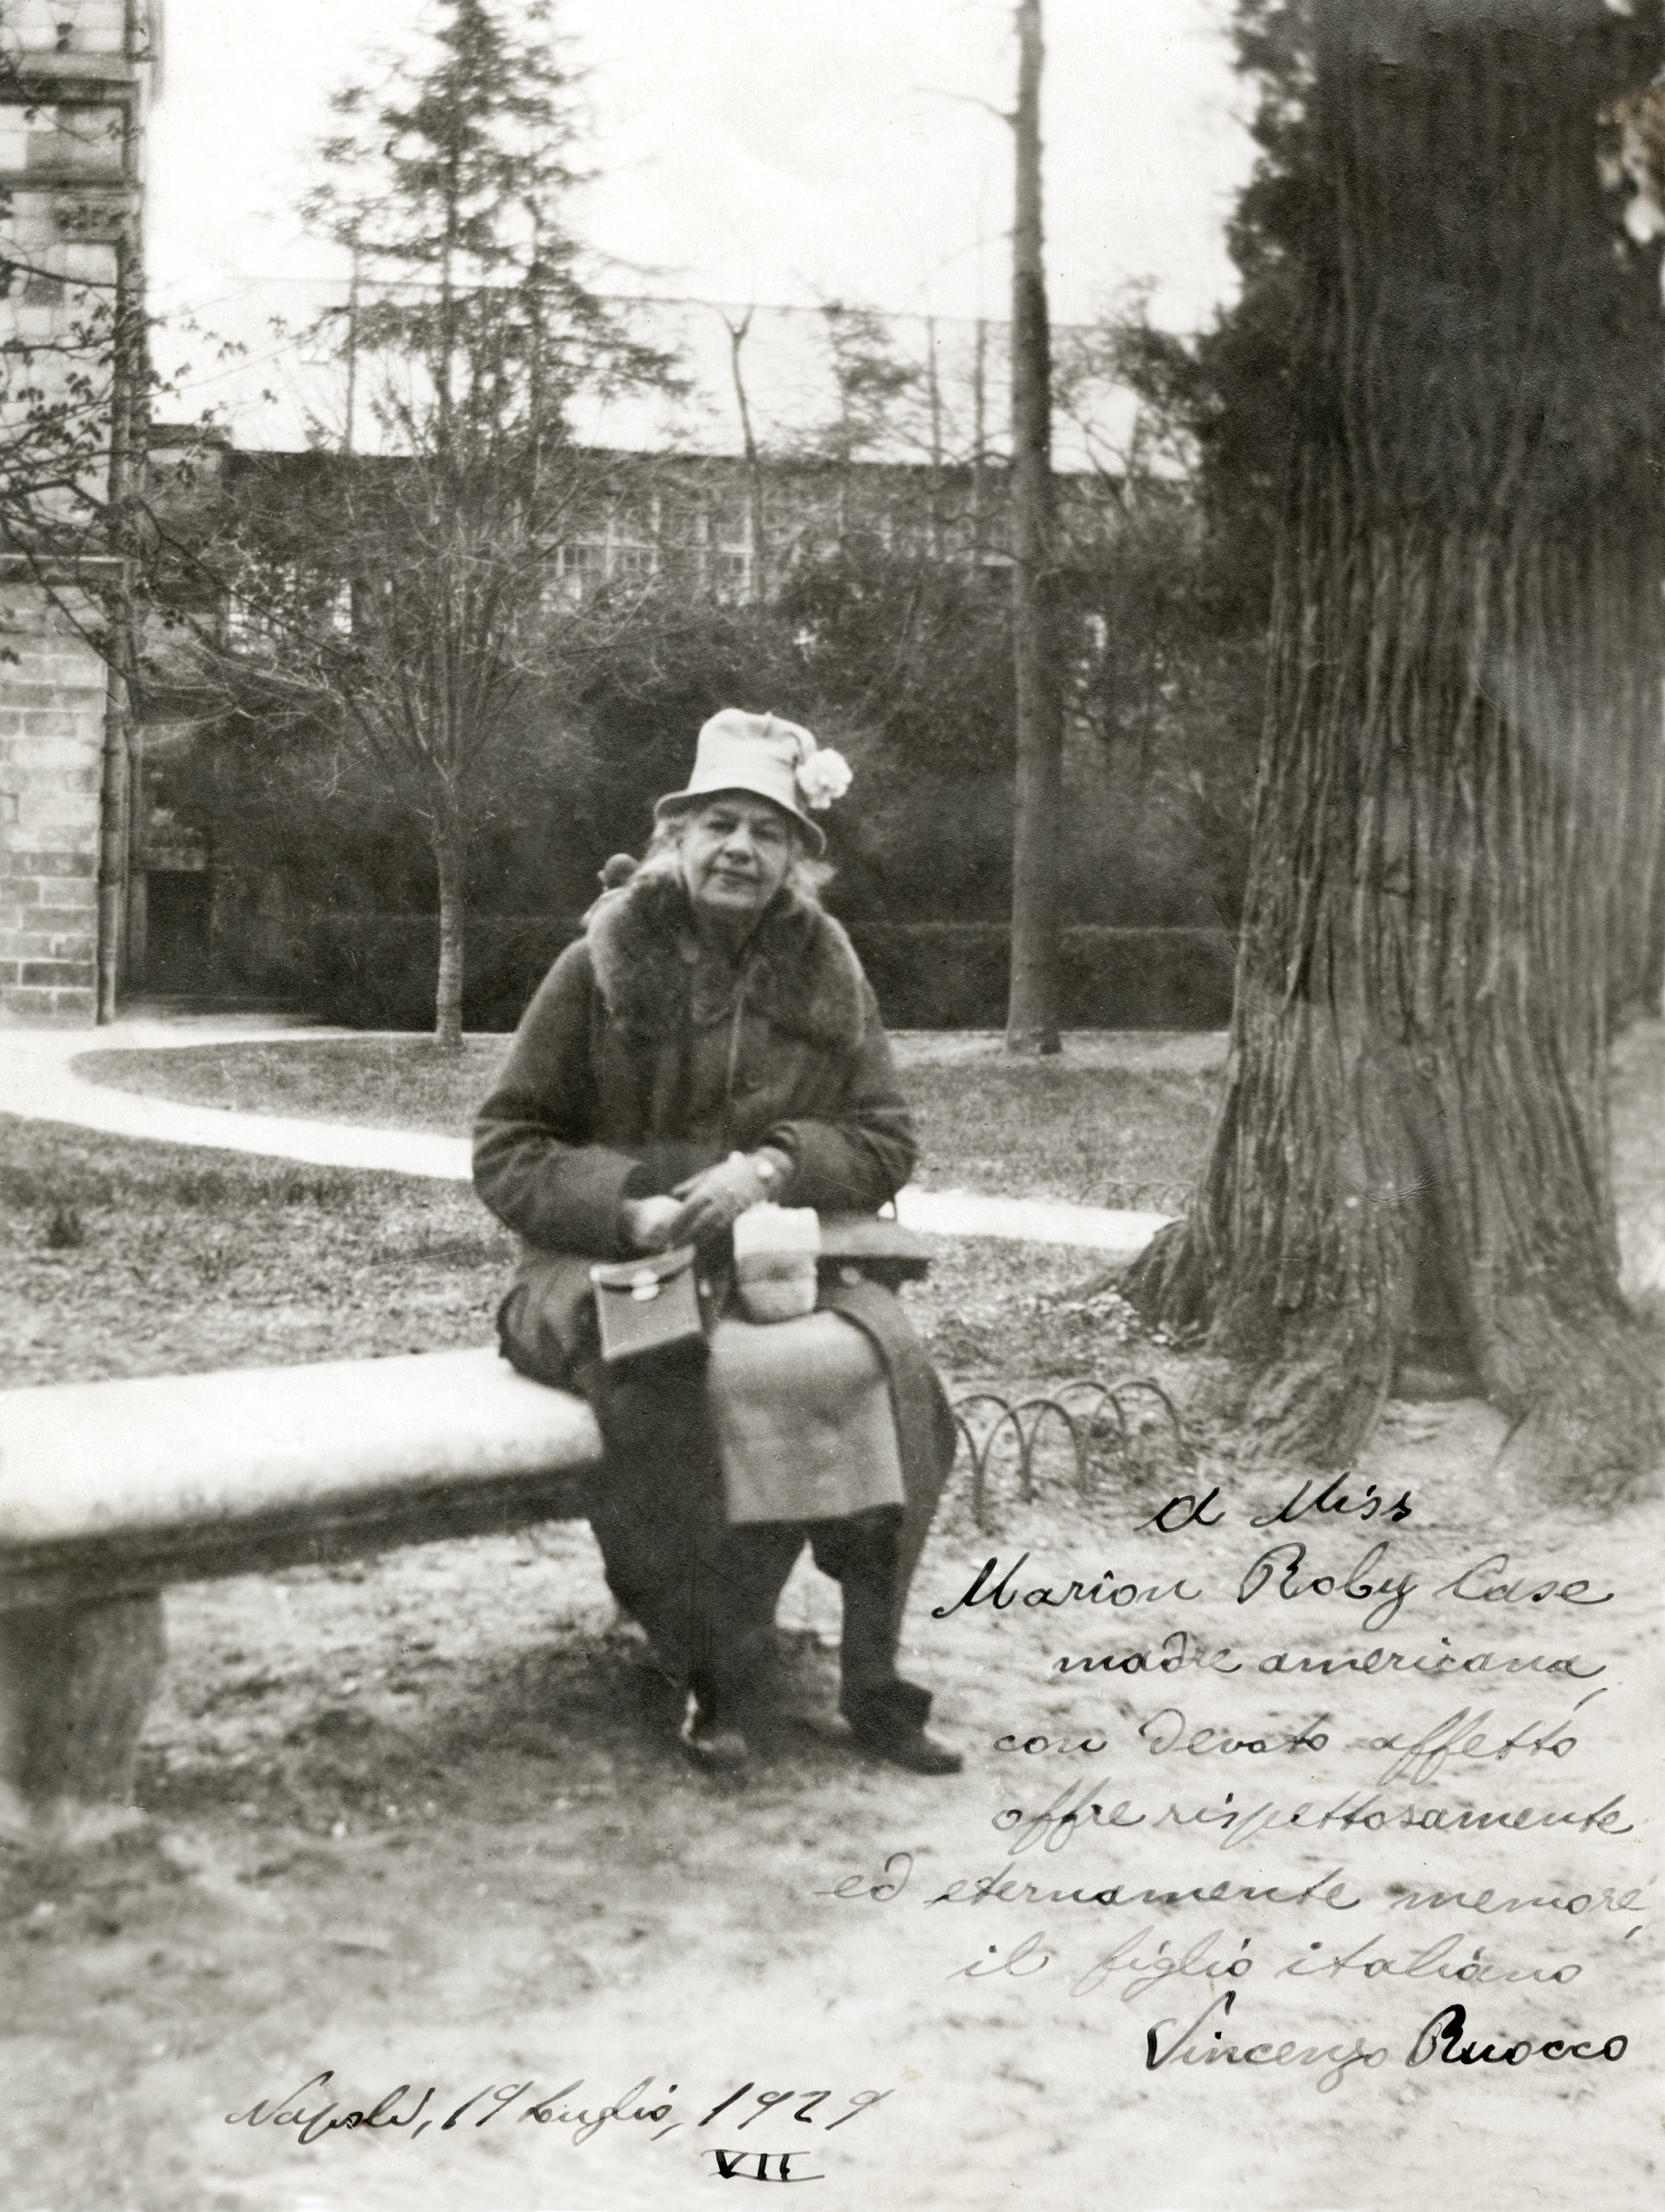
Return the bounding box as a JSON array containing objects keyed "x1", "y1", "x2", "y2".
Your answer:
[{"x1": 496, "y1": 1256, "x2": 956, "y2": 1714}]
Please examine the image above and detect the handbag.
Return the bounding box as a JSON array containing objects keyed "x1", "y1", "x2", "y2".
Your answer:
[
  {"x1": 589, "y1": 1245, "x2": 709, "y2": 1365},
  {"x1": 815, "y1": 1213, "x2": 932, "y2": 1291}
]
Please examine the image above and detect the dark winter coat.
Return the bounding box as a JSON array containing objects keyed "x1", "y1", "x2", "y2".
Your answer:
[
  {"x1": 473, "y1": 863, "x2": 916, "y2": 1261},
  {"x1": 473, "y1": 863, "x2": 953, "y2": 1615}
]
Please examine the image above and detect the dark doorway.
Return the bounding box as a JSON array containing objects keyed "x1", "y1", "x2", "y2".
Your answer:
[{"x1": 143, "y1": 871, "x2": 212, "y2": 992}]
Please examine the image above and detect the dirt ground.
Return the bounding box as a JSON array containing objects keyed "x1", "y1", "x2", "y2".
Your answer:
[
  {"x1": 3, "y1": 1028, "x2": 1660, "y2": 2211},
  {"x1": 3, "y1": 1370, "x2": 1659, "y2": 2212}
]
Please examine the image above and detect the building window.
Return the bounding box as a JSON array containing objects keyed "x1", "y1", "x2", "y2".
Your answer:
[
  {"x1": 715, "y1": 550, "x2": 751, "y2": 599},
  {"x1": 556, "y1": 542, "x2": 607, "y2": 599},
  {"x1": 24, "y1": 108, "x2": 124, "y2": 180}
]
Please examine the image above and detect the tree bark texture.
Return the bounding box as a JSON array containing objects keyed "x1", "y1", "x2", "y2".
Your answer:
[
  {"x1": 724, "y1": 309, "x2": 769, "y2": 604},
  {"x1": 1005, "y1": 0, "x2": 1063, "y2": 1055},
  {"x1": 97, "y1": 88, "x2": 144, "y2": 1021},
  {"x1": 1130, "y1": 0, "x2": 1665, "y2": 1496},
  {"x1": 432, "y1": 819, "x2": 466, "y2": 1052}
]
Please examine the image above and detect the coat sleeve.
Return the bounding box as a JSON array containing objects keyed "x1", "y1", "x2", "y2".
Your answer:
[
  {"x1": 765, "y1": 978, "x2": 919, "y2": 1213},
  {"x1": 473, "y1": 942, "x2": 641, "y2": 1256}
]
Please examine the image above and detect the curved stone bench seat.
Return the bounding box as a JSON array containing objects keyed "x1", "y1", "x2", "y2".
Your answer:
[
  {"x1": 0, "y1": 1346, "x2": 601, "y2": 1607},
  {"x1": 0, "y1": 1346, "x2": 601, "y2": 1850}
]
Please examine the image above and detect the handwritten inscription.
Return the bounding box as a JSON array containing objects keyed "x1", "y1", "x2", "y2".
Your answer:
[
  {"x1": 1406, "y1": 2004, "x2": 1628, "y2": 2066},
  {"x1": 875, "y1": 1461, "x2": 1646, "y2": 2098},
  {"x1": 1053, "y1": 1634, "x2": 1605, "y2": 1678},
  {"x1": 1145, "y1": 1989, "x2": 1389, "y2": 2091},
  {"x1": 708, "y1": 2147, "x2": 826, "y2": 2181},
  {"x1": 225, "y1": 2073, "x2": 890, "y2": 2153},
  {"x1": 934, "y1": 1548, "x2": 1613, "y2": 1631},
  {"x1": 984, "y1": 1776, "x2": 1635, "y2": 1852}
]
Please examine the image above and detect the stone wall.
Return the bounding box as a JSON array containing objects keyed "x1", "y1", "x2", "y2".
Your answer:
[
  {"x1": 0, "y1": 589, "x2": 105, "y2": 1023},
  {"x1": 1, "y1": 4, "x2": 155, "y2": 1022}
]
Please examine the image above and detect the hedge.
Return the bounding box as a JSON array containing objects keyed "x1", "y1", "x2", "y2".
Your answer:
[
  {"x1": 845, "y1": 923, "x2": 1236, "y2": 1031},
  {"x1": 295, "y1": 914, "x2": 1236, "y2": 1032},
  {"x1": 298, "y1": 914, "x2": 583, "y2": 1032}
]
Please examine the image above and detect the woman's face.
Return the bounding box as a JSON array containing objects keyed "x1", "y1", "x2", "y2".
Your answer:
[{"x1": 679, "y1": 792, "x2": 796, "y2": 927}]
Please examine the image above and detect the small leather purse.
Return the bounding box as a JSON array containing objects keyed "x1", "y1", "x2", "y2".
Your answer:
[{"x1": 589, "y1": 1245, "x2": 709, "y2": 1365}]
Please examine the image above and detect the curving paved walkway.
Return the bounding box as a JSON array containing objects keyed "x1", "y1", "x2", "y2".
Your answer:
[
  {"x1": 0, "y1": 1015, "x2": 473, "y2": 1180},
  {"x1": 0, "y1": 1014, "x2": 1169, "y2": 1259}
]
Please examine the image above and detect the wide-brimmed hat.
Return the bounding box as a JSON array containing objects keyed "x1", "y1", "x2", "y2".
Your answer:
[{"x1": 654, "y1": 709, "x2": 852, "y2": 856}]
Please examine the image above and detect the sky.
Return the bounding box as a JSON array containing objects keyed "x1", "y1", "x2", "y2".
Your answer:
[{"x1": 143, "y1": 0, "x2": 1257, "y2": 450}]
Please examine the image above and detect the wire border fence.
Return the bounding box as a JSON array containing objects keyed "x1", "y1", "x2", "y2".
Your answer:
[{"x1": 950, "y1": 1377, "x2": 1192, "y2": 1532}]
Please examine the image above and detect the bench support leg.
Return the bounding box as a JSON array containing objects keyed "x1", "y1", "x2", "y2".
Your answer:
[{"x1": 0, "y1": 1593, "x2": 166, "y2": 1850}]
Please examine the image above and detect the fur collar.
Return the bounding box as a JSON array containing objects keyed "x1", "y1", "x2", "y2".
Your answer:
[{"x1": 586, "y1": 866, "x2": 866, "y2": 1052}]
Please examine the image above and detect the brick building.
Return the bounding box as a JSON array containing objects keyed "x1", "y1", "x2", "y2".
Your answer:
[{"x1": 0, "y1": 3, "x2": 157, "y2": 1024}]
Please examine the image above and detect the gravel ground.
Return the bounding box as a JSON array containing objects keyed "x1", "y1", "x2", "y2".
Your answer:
[{"x1": 3, "y1": 1421, "x2": 1657, "y2": 2212}]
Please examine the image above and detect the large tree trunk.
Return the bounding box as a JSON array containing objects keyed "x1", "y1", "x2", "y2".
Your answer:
[
  {"x1": 1130, "y1": 0, "x2": 1664, "y2": 1497},
  {"x1": 432, "y1": 817, "x2": 466, "y2": 1052}
]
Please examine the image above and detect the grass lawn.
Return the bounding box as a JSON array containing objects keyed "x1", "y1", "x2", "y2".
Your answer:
[
  {"x1": 0, "y1": 1119, "x2": 518, "y2": 1389},
  {"x1": 899, "y1": 1035, "x2": 1218, "y2": 1207},
  {"x1": 9, "y1": 1029, "x2": 1224, "y2": 1396},
  {"x1": 72, "y1": 1029, "x2": 1225, "y2": 1210},
  {"x1": 27, "y1": 1024, "x2": 1662, "y2": 1396},
  {"x1": 0, "y1": 1108, "x2": 1174, "y2": 1405}
]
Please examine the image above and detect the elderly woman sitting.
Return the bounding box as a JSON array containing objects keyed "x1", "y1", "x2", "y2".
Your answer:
[{"x1": 474, "y1": 710, "x2": 959, "y2": 1775}]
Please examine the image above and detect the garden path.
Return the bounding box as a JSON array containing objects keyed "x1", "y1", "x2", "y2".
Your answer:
[{"x1": 0, "y1": 1012, "x2": 1170, "y2": 1256}]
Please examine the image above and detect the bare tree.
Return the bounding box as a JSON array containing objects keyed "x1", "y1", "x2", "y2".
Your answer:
[
  {"x1": 719, "y1": 307, "x2": 769, "y2": 602},
  {"x1": 189, "y1": 0, "x2": 675, "y2": 1048},
  {"x1": 1004, "y1": 0, "x2": 1062, "y2": 1053}
]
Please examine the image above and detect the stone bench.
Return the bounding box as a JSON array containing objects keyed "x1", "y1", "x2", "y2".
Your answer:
[{"x1": 0, "y1": 1347, "x2": 601, "y2": 1850}]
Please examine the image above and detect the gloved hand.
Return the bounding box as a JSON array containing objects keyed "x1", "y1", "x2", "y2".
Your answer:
[
  {"x1": 667, "y1": 1152, "x2": 772, "y2": 1248},
  {"x1": 620, "y1": 1194, "x2": 685, "y2": 1252}
]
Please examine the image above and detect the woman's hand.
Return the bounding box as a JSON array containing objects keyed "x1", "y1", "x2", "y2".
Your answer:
[
  {"x1": 666, "y1": 1153, "x2": 772, "y2": 1246},
  {"x1": 621, "y1": 1195, "x2": 685, "y2": 1252}
]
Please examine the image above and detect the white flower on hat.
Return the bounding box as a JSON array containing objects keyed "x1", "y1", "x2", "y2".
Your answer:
[{"x1": 795, "y1": 745, "x2": 853, "y2": 812}]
